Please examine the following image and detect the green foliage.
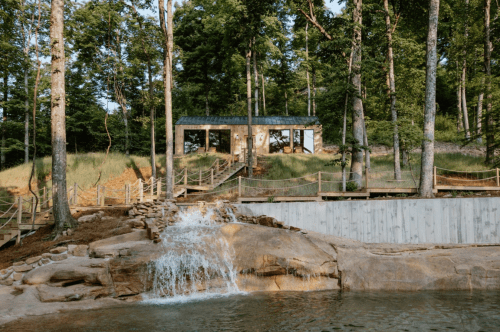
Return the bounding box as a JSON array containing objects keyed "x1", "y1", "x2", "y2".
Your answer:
[{"x1": 345, "y1": 181, "x2": 358, "y2": 192}]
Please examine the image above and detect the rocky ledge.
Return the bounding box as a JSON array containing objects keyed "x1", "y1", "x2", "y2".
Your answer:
[{"x1": 1, "y1": 200, "x2": 500, "y2": 325}]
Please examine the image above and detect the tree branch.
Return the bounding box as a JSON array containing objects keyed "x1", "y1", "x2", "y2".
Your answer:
[{"x1": 297, "y1": 8, "x2": 332, "y2": 40}]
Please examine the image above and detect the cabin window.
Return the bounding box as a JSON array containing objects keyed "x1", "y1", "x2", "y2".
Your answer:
[
  {"x1": 293, "y1": 130, "x2": 314, "y2": 154},
  {"x1": 209, "y1": 130, "x2": 231, "y2": 154},
  {"x1": 184, "y1": 130, "x2": 206, "y2": 154},
  {"x1": 269, "y1": 130, "x2": 290, "y2": 153}
]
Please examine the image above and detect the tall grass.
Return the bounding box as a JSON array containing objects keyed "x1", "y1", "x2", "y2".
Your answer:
[{"x1": 260, "y1": 152, "x2": 491, "y2": 181}]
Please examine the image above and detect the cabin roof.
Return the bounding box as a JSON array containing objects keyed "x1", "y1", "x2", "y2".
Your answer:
[{"x1": 176, "y1": 116, "x2": 320, "y2": 126}]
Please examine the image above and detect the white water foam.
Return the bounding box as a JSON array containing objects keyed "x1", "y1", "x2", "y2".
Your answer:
[{"x1": 144, "y1": 204, "x2": 243, "y2": 304}]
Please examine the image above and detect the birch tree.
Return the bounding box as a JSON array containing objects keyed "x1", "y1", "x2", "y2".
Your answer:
[
  {"x1": 159, "y1": 0, "x2": 174, "y2": 197},
  {"x1": 349, "y1": 0, "x2": 365, "y2": 187},
  {"x1": 484, "y1": 0, "x2": 494, "y2": 164},
  {"x1": 383, "y1": 0, "x2": 401, "y2": 180},
  {"x1": 50, "y1": 0, "x2": 77, "y2": 235},
  {"x1": 419, "y1": 0, "x2": 440, "y2": 198}
]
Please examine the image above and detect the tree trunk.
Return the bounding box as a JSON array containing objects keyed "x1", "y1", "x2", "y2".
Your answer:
[
  {"x1": 484, "y1": 0, "x2": 494, "y2": 164},
  {"x1": 477, "y1": 78, "x2": 484, "y2": 143},
  {"x1": 419, "y1": 0, "x2": 440, "y2": 198},
  {"x1": 205, "y1": 84, "x2": 209, "y2": 116},
  {"x1": 24, "y1": 68, "x2": 29, "y2": 164},
  {"x1": 285, "y1": 91, "x2": 288, "y2": 116},
  {"x1": 1, "y1": 74, "x2": 7, "y2": 170},
  {"x1": 148, "y1": 61, "x2": 156, "y2": 179},
  {"x1": 312, "y1": 66, "x2": 316, "y2": 116},
  {"x1": 461, "y1": 64, "x2": 471, "y2": 139},
  {"x1": 349, "y1": 0, "x2": 364, "y2": 188},
  {"x1": 305, "y1": 22, "x2": 311, "y2": 116},
  {"x1": 384, "y1": 0, "x2": 401, "y2": 180},
  {"x1": 50, "y1": 0, "x2": 77, "y2": 234},
  {"x1": 456, "y1": 64, "x2": 463, "y2": 132},
  {"x1": 261, "y1": 73, "x2": 266, "y2": 115},
  {"x1": 461, "y1": 0, "x2": 471, "y2": 140},
  {"x1": 253, "y1": 50, "x2": 259, "y2": 116},
  {"x1": 246, "y1": 43, "x2": 253, "y2": 177},
  {"x1": 159, "y1": 0, "x2": 174, "y2": 198}
]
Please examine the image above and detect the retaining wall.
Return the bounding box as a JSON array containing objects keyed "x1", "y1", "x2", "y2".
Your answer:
[{"x1": 235, "y1": 197, "x2": 500, "y2": 244}]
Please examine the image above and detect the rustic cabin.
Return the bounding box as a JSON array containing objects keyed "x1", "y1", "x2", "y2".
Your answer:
[{"x1": 175, "y1": 116, "x2": 322, "y2": 157}]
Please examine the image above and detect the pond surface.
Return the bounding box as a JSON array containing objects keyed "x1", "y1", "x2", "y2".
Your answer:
[{"x1": 2, "y1": 290, "x2": 500, "y2": 332}]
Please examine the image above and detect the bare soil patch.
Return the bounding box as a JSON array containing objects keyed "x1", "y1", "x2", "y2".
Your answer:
[{"x1": 0, "y1": 207, "x2": 131, "y2": 270}]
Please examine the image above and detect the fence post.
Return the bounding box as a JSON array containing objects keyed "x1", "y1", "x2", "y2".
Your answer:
[
  {"x1": 211, "y1": 168, "x2": 214, "y2": 186},
  {"x1": 228, "y1": 156, "x2": 232, "y2": 168},
  {"x1": 184, "y1": 168, "x2": 188, "y2": 198},
  {"x1": 157, "y1": 178, "x2": 162, "y2": 198},
  {"x1": 100, "y1": 186, "x2": 105, "y2": 206},
  {"x1": 17, "y1": 196, "x2": 23, "y2": 226},
  {"x1": 497, "y1": 168, "x2": 499, "y2": 187},
  {"x1": 150, "y1": 177, "x2": 154, "y2": 198},
  {"x1": 238, "y1": 176, "x2": 242, "y2": 197},
  {"x1": 216, "y1": 159, "x2": 219, "y2": 173},
  {"x1": 318, "y1": 171, "x2": 322, "y2": 193},
  {"x1": 139, "y1": 179, "x2": 143, "y2": 203},
  {"x1": 199, "y1": 169, "x2": 202, "y2": 186},
  {"x1": 97, "y1": 185, "x2": 100, "y2": 206},
  {"x1": 433, "y1": 166, "x2": 437, "y2": 187},
  {"x1": 73, "y1": 182, "x2": 78, "y2": 206},
  {"x1": 365, "y1": 168, "x2": 369, "y2": 189}
]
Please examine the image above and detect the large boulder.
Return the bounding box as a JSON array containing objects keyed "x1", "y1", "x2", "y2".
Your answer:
[
  {"x1": 221, "y1": 224, "x2": 339, "y2": 280},
  {"x1": 22, "y1": 257, "x2": 112, "y2": 287}
]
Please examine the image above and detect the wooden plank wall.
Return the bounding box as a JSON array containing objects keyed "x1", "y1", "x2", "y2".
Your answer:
[{"x1": 235, "y1": 197, "x2": 500, "y2": 244}]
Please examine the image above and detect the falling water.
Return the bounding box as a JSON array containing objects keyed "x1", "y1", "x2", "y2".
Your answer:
[{"x1": 145, "y1": 205, "x2": 241, "y2": 303}]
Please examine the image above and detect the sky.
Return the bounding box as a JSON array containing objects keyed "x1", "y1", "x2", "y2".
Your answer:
[{"x1": 325, "y1": 1, "x2": 344, "y2": 14}]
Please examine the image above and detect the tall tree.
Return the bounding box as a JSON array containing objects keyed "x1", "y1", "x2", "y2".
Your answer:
[
  {"x1": 50, "y1": 0, "x2": 77, "y2": 235},
  {"x1": 484, "y1": 0, "x2": 494, "y2": 164},
  {"x1": 160, "y1": 0, "x2": 174, "y2": 197},
  {"x1": 383, "y1": 0, "x2": 401, "y2": 180},
  {"x1": 349, "y1": 0, "x2": 364, "y2": 187},
  {"x1": 419, "y1": 0, "x2": 440, "y2": 198},
  {"x1": 305, "y1": 22, "x2": 311, "y2": 116},
  {"x1": 253, "y1": 49, "x2": 259, "y2": 116},
  {"x1": 246, "y1": 41, "x2": 253, "y2": 177},
  {"x1": 461, "y1": 0, "x2": 471, "y2": 140}
]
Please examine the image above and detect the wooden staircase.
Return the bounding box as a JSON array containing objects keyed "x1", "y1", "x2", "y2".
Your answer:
[{"x1": 200, "y1": 162, "x2": 246, "y2": 190}]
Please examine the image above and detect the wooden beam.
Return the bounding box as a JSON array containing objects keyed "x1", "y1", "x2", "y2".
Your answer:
[{"x1": 435, "y1": 185, "x2": 500, "y2": 191}]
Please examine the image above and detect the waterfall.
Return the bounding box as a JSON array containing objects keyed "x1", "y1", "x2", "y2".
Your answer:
[{"x1": 145, "y1": 205, "x2": 241, "y2": 303}]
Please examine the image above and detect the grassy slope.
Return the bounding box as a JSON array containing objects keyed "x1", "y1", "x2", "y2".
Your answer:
[
  {"x1": 259, "y1": 152, "x2": 491, "y2": 181},
  {"x1": 0, "y1": 152, "x2": 225, "y2": 202}
]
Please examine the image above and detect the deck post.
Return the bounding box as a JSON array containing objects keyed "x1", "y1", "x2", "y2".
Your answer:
[
  {"x1": 157, "y1": 178, "x2": 162, "y2": 198},
  {"x1": 497, "y1": 168, "x2": 499, "y2": 187},
  {"x1": 211, "y1": 168, "x2": 214, "y2": 186},
  {"x1": 433, "y1": 166, "x2": 437, "y2": 187},
  {"x1": 73, "y1": 182, "x2": 78, "y2": 206},
  {"x1": 238, "y1": 176, "x2": 242, "y2": 197},
  {"x1": 16, "y1": 197, "x2": 22, "y2": 244},
  {"x1": 17, "y1": 196, "x2": 22, "y2": 226},
  {"x1": 139, "y1": 180, "x2": 143, "y2": 203},
  {"x1": 318, "y1": 172, "x2": 322, "y2": 193},
  {"x1": 199, "y1": 169, "x2": 202, "y2": 186},
  {"x1": 228, "y1": 156, "x2": 232, "y2": 168},
  {"x1": 365, "y1": 168, "x2": 369, "y2": 189},
  {"x1": 150, "y1": 177, "x2": 154, "y2": 197},
  {"x1": 97, "y1": 185, "x2": 101, "y2": 206},
  {"x1": 101, "y1": 186, "x2": 105, "y2": 206}
]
